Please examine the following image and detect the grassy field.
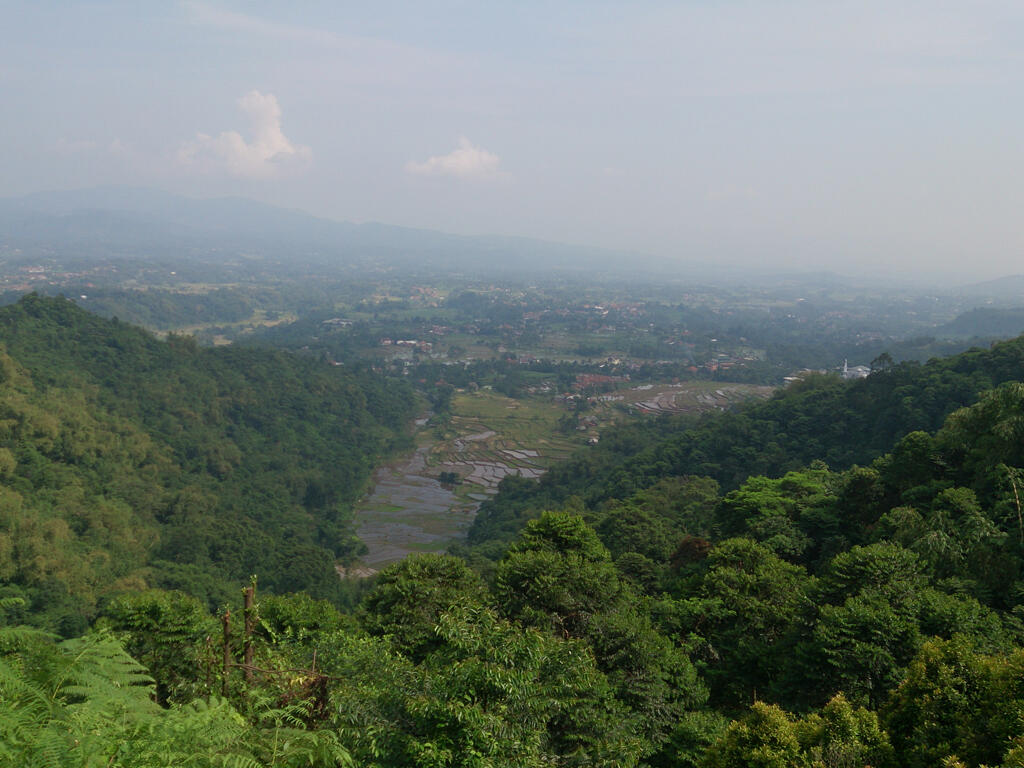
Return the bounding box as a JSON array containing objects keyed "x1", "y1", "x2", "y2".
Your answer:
[
  {"x1": 157, "y1": 309, "x2": 299, "y2": 340},
  {"x1": 447, "y1": 391, "x2": 577, "y2": 452},
  {"x1": 427, "y1": 391, "x2": 581, "y2": 485}
]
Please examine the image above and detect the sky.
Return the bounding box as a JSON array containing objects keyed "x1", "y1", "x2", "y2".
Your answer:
[{"x1": 2, "y1": 0, "x2": 1024, "y2": 280}]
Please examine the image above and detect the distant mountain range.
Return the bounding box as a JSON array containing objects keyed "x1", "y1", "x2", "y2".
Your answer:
[
  {"x1": 5, "y1": 188, "x2": 1024, "y2": 293},
  {"x1": 0, "y1": 186, "x2": 648, "y2": 277},
  {"x1": 955, "y1": 274, "x2": 1024, "y2": 303},
  {"x1": 934, "y1": 307, "x2": 1024, "y2": 339}
]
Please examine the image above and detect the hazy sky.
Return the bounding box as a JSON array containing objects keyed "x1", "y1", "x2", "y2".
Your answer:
[{"x1": 3, "y1": 1, "x2": 1024, "y2": 279}]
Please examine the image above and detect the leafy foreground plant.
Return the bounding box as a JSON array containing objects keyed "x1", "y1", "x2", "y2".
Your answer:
[{"x1": 0, "y1": 598, "x2": 351, "y2": 768}]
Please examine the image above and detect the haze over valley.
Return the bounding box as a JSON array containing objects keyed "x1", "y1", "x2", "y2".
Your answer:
[{"x1": 5, "y1": 3, "x2": 1024, "y2": 767}]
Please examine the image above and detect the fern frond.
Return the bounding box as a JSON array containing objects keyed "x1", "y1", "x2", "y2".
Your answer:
[
  {"x1": 0, "y1": 657, "x2": 50, "y2": 713},
  {"x1": 0, "y1": 596, "x2": 26, "y2": 612},
  {"x1": 258, "y1": 728, "x2": 355, "y2": 767},
  {"x1": 19, "y1": 721, "x2": 76, "y2": 768},
  {"x1": 52, "y1": 632, "x2": 156, "y2": 717},
  {"x1": 116, "y1": 696, "x2": 254, "y2": 767},
  {"x1": 0, "y1": 625, "x2": 57, "y2": 653}
]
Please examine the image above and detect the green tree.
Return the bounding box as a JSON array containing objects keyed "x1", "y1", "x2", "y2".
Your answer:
[
  {"x1": 330, "y1": 606, "x2": 644, "y2": 768},
  {"x1": 596, "y1": 500, "x2": 678, "y2": 562},
  {"x1": 796, "y1": 694, "x2": 895, "y2": 768},
  {"x1": 495, "y1": 512, "x2": 707, "y2": 750},
  {"x1": 361, "y1": 553, "x2": 489, "y2": 662},
  {"x1": 714, "y1": 469, "x2": 833, "y2": 563},
  {"x1": 703, "y1": 702, "x2": 804, "y2": 768},
  {"x1": 883, "y1": 637, "x2": 1024, "y2": 768},
  {"x1": 681, "y1": 537, "x2": 811, "y2": 707},
  {"x1": 795, "y1": 544, "x2": 926, "y2": 708},
  {"x1": 495, "y1": 512, "x2": 624, "y2": 638}
]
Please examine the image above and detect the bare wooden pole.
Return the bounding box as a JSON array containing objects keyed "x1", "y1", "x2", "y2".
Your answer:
[
  {"x1": 203, "y1": 635, "x2": 213, "y2": 698},
  {"x1": 221, "y1": 609, "x2": 231, "y2": 697},
  {"x1": 243, "y1": 585, "x2": 255, "y2": 685},
  {"x1": 1010, "y1": 467, "x2": 1023, "y2": 546}
]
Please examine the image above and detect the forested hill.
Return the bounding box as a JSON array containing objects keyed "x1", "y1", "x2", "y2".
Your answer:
[
  {"x1": 0, "y1": 294, "x2": 413, "y2": 632},
  {"x1": 9, "y1": 301, "x2": 1024, "y2": 765},
  {"x1": 8, "y1": 363, "x2": 1024, "y2": 765},
  {"x1": 935, "y1": 306, "x2": 1024, "y2": 339},
  {"x1": 468, "y1": 334, "x2": 1024, "y2": 546}
]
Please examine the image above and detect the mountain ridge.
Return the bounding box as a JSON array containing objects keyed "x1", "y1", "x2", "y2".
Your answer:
[{"x1": 0, "y1": 186, "x2": 648, "y2": 275}]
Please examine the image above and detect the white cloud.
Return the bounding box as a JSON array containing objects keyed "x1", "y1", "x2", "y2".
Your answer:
[
  {"x1": 177, "y1": 91, "x2": 311, "y2": 179},
  {"x1": 406, "y1": 137, "x2": 500, "y2": 178}
]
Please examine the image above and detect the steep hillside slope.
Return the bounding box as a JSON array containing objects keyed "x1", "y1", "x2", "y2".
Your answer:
[{"x1": 0, "y1": 294, "x2": 413, "y2": 630}]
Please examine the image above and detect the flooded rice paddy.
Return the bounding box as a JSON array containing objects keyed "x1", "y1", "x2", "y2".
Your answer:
[
  {"x1": 351, "y1": 382, "x2": 773, "y2": 572},
  {"x1": 353, "y1": 446, "x2": 476, "y2": 570},
  {"x1": 353, "y1": 436, "x2": 550, "y2": 570}
]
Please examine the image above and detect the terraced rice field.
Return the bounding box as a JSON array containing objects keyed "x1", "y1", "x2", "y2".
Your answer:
[
  {"x1": 354, "y1": 446, "x2": 476, "y2": 570},
  {"x1": 425, "y1": 393, "x2": 577, "y2": 493},
  {"x1": 352, "y1": 391, "x2": 580, "y2": 570},
  {"x1": 625, "y1": 382, "x2": 774, "y2": 414},
  {"x1": 351, "y1": 383, "x2": 774, "y2": 571}
]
